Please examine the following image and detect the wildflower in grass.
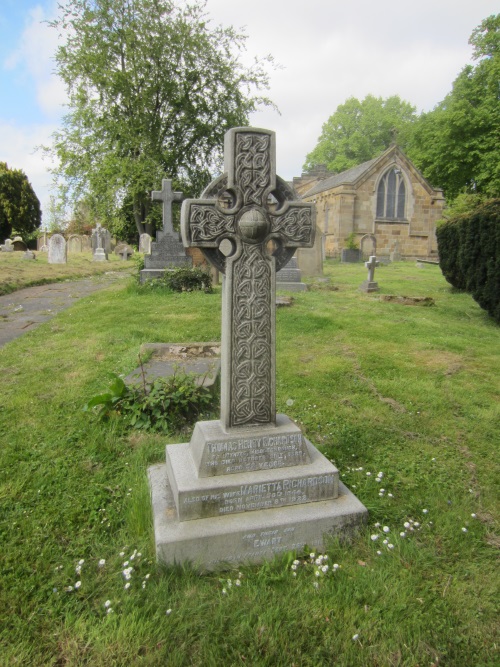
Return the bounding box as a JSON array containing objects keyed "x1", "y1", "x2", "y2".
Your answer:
[
  {"x1": 366, "y1": 472, "x2": 371, "y2": 476},
  {"x1": 414, "y1": 522, "x2": 420, "y2": 527},
  {"x1": 400, "y1": 532, "x2": 406, "y2": 537},
  {"x1": 98, "y1": 559, "x2": 106, "y2": 567},
  {"x1": 383, "y1": 526, "x2": 390, "y2": 533},
  {"x1": 471, "y1": 513, "x2": 477, "y2": 518},
  {"x1": 238, "y1": 572, "x2": 243, "y2": 578},
  {"x1": 462, "y1": 527, "x2": 468, "y2": 533},
  {"x1": 145, "y1": 574, "x2": 150, "y2": 580},
  {"x1": 388, "y1": 493, "x2": 393, "y2": 498},
  {"x1": 313, "y1": 581, "x2": 319, "y2": 589},
  {"x1": 292, "y1": 572, "x2": 297, "y2": 577},
  {"x1": 123, "y1": 561, "x2": 129, "y2": 567},
  {"x1": 377, "y1": 472, "x2": 384, "y2": 478},
  {"x1": 74, "y1": 581, "x2": 81, "y2": 589},
  {"x1": 235, "y1": 579, "x2": 241, "y2": 587},
  {"x1": 404, "y1": 521, "x2": 410, "y2": 529},
  {"x1": 119, "y1": 551, "x2": 125, "y2": 557},
  {"x1": 286, "y1": 399, "x2": 294, "y2": 406},
  {"x1": 107, "y1": 608, "x2": 113, "y2": 614},
  {"x1": 166, "y1": 609, "x2": 172, "y2": 615},
  {"x1": 387, "y1": 544, "x2": 394, "y2": 550},
  {"x1": 371, "y1": 534, "x2": 379, "y2": 541},
  {"x1": 376, "y1": 550, "x2": 382, "y2": 555},
  {"x1": 383, "y1": 539, "x2": 388, "y2": 545},
  {"x1": 310, "y1": 553, "x2": 316, "y2": 559},
  {"x1": 315, "y1": 570, "x2": 320, "y2": 577},
  {"x1": 322, "y1": 565, "x2": 329, "y2": 573},
  {"x1": 142, "y1": 582, "x2": 146, "y2": 589},
  {"x1": 78, "y1": 559, "x2": 84, "y2": 565},
  {"x1": 65, "y1": 586, "x2": 74, "y2": 592},
  {"x1": 104, "y1": 600, "x2": 111, "y2": 608},
  {"x1": 124, "y1": 582, "x2": 131, "y2": 590},
  {"x1": 352, "y1": 634, "x2": 359, "y2": 641},
  {"x1": 123, "y1": 567, "x2": 133, "y2": 580},
  {"x1": 291, "y1": 564, "x2": 297, "y2": 571},
  {"x1": 422, "y1": 509, "x2": 428, "y2": 514},
  {"x1": 333, "y1": 563, "x2": 339, "y2": 570},
  {"x1": 222, "y1": 588, "x2": 227, "y2": 594},
  {"x1": 75, "y1": 565, "x2": 82, "y2": 575},
  {"x1": 374, "y1": 522, "x2": 380, "y2": 528}
]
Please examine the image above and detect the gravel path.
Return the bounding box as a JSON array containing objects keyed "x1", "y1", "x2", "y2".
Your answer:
[{"x1": 0, "y1": 272, "x2": 131, "y2": 347}]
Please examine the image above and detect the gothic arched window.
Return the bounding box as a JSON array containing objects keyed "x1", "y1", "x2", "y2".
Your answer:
[{"x1": 376, "y1": 168, "x2": 406, "y2": 220}]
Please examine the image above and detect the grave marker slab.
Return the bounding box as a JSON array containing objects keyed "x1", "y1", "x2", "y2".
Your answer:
[
  {"x1": 48, "y1": 234, "x2": 67, "y2": 264},
  {"x1": 360, "y1": 255, "x2": 380, "y2": 292},
  {"x1": 149, "y1": 128, "x2": 367, "y2": 570}
]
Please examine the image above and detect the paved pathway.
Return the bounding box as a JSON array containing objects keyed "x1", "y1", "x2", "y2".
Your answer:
[{"x1": 0, "y1": 272, "x2": 131, "y2": 347}]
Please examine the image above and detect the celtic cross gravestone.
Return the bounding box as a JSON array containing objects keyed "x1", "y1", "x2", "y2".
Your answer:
[{"x1": 149, "y1": 128, "x2": 367, "y2": 569}]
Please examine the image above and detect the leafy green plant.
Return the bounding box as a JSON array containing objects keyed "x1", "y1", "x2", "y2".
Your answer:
[
  {"x1": 345, "y1": 232, "x2": 359, "y2": 250},
  {"x1": 137, "y1": 266, "x2": 213, "y2": 293},
  {"x1": 84, "y1": 369, "x2": 218, "y2": 434}
]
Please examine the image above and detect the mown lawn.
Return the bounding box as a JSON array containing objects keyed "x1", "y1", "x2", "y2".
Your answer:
[{"x1": 0, "y1": 260, "x2": 498, "y2": 666}]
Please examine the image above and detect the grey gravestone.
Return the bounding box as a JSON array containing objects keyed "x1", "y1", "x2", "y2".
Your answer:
[
  {"x1": 114, "y1": 243, "x2": 134, "y2": 258},
  {"x1": 390, "y1": 241, "x2": 402, "y2": 262},
  {"x1": 68, "y1": 235, "x2": 83, "y2": 253},
  {"x1": 40, "y1": 245, "x2": 49, "y2": 252},
  {"x1": 139, "y1": 233, "x2": 152, "y2": 254},
  {"x1": 360, "y1": 234, "x2": 376, "y2": 259},
  {"x1": 48, "y1": 234, "x2": 67, "y2": 264},
  {"x1": 276, "y1": 256, "x2": 307, "y2": 292},
  {"x1": 360, "y1": 255, "x2": 380, "y2": 292},
  {"x1": 92, "y1": 224, "x2": 108, "y2": 262},
  {"x1": 140, "y1": 179, "x2": 192, "y2": 283},
  {"x1": 2, "y1": 240, "x2": 14, "y2": 252},
  {"x1": 149, "y1": 127, "x2": 367, "y2": 570},
  {"x1": 22, "y1": 251, "x2": 36, "y2": 260},
  {"x1": 91, "y1": 224, "x2": 111, "y2": 257}
]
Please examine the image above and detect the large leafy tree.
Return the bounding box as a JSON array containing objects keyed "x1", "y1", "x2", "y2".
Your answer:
[
  {"x1": 48, "y1": 0, "x2": 275, "y2": 236},
  {"x1": 407, "y1": 15, "x2": 500, "y2": 201},
  {"x1": 303, "y1": 95, "x2": 417, "y2": 174},
  {"x1": 0, "y1": 162, "x2": 41, "y2": 241}
]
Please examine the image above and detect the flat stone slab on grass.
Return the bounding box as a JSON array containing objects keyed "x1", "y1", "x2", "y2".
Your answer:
[{"x1": 124, "y1": 342, "x2": 220, "y2": 388}]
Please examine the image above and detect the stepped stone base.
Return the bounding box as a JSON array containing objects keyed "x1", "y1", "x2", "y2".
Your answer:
[
  {"x1": 93, "y1": 248, "x2": 108, "y2": 262},
  {"x1": 276, "y1": 282, "x2": 307, "y2": 292},
  {"x1": 149, "y1": 466, "x2": 367, "y2": 571},
  {"x1": 276, "y1": 257, "x2": 307, "y2": 292},
  {"x1": 360, "y1": 280, "x2": 379, "y2": 293},
  {"x1": 149, "y1": 413, "x2": 367, "y2": 570}
]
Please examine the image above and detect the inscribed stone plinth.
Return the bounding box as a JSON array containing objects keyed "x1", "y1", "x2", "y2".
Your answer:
[
  {"x1": 48, "y1": 234, "x2": 67, "y2": 264},
  {"x1": 276, "y1": 256, "x2": 307, "y2": 292},
  {"x1": 149, "y1": 128, "x2": 367, "y2": 570},
  {"x1": 140, "y1": 180, "x2": 191, "y2": 283}
]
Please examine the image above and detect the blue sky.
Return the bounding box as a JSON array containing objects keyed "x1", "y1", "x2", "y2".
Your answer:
[{"x1": 1, "y1": 0, "x2": 498, "y2": 226}]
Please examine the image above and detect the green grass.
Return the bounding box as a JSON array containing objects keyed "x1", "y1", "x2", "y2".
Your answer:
[
  {"x1": 0, "y1": 260, "x2": 498, "y2": 665},
  {"x1": 0, "y1": 251, "x2": 136, "y2": 295}
]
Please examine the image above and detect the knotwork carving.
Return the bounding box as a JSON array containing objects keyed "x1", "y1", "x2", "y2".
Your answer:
[
  {"x1": 271, "y1": 208, "x2": 314, "y2": 244},
  {"x1": 235, "y1": 133, "x2": 271, "y2": 207},
  {"x1": 231, "y1": 244, "x2": 272, "y2": 425},
  {"x1": 190, "y1": 205, "x2": 235, "y2": 243}
]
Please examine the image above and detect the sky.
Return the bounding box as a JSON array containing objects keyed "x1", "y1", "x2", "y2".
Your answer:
[{"x1": 0, "y1": 0, "x2": 498, "y2": 223}]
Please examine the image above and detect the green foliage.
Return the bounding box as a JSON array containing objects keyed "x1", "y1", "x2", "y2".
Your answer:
[
  {"x1": 345, "y1": 232, "x2": 359, "y2": 250},
  {"x1": 407, "y1": 15, "x2": 500, "y2": 200},
  {"x1": 85, "y1": 370, "x2": 217, "y2": 433},
  {"x1": 47, "y1": 0, "x2": 276, "y2": 239},
  {"x1": 304, "y1": 95, "x2": 417, "y2": 173},
  {"x1": 0, "y1": 162, "x2": 41, "y2": 240},
  {"x1": 138, "y1": 266, "x2": 213, "y2": 293},
  {"x1": 437, "y1": 199, "x2": 500, "y2": 322}
]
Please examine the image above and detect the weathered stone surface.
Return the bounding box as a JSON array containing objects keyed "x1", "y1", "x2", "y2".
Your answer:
[
  {"x1": 276, "y1": 257, "x2": 307, "y2": 292},
  {"x1": 149, "y1": 466, "x2": 367, "y2": 571},
  {"x1": 360, "y1": 255, "x2": 380, "y2": 292},
  {"x1": 139, "y1": 233, "x2": 152, "y2": 254},
  {"x1": 149, "y1": 128, "x2": 367, "y2": 570},
  {"x1": 48, "y1": 234, "x2": 67, "y2": 264}
]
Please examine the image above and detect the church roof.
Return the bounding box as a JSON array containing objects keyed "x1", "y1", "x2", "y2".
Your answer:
[{"x1": 302, "y1": 157, "x2": 378, "y2": 197}]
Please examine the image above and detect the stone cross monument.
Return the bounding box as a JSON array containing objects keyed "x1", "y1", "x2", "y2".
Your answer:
[
  {"x1": 140, "y1": 179, "x2": 192, "y2": 282},
  {"x1": 360, "y1": 255, "x2": 380, "y2": 292},
  {"x1": 149, "y1": 128, "x2": 367, "y2": 570}
]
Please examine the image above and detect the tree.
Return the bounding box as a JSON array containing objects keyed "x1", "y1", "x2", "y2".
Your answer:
[
  {"x1": 407, "y1": 15, "x2": 500, "y2": 201},
  {"x1": 0, "y1": 162, "x2": 41, "y2": 241},
  {"x1": 47, "y1": 0, "x2": 275, "y2": 238},
  {"x1": 303, "y1": 95, "x2": 417, "y2": 174}
]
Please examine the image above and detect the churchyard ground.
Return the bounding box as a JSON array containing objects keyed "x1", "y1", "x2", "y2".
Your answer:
[
  {"x1": 0, "y1": 260, "x2": 498, "y2": 665},
  {"x1": 0, "y1": 251, "x2": 135, "y2": 296}
]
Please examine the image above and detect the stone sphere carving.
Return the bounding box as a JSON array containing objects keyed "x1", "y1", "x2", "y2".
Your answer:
[{"x1": 238, "y1": 208, "x2": 268, "y2": 243}]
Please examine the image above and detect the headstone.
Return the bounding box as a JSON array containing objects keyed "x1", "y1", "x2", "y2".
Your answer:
[
  {"x1": 37, "y1": 232, "x2": 48, "y2": 250},
  {"x1": 22, "y1": 250, "x2": 36, "y2": 260},
  {"x1": 295, "y1": 223, "x2": 323, "y2": 276},
  {"x1": 2, "y1": 239, "x2": 14, "y2": 252},
  {"x1": 390, "y1": 240, "x2": 401, "y2": 262},
  {"x1": 360, "y1": 234, "x2": 376, "y2": 259},
  {"x1": 92, "y1": 224, "x2": 108, "y2": 262},
  {"x1": 276, "y1": 256, "x2": 307, "y2": 292},
  {"x1": 149, "y1": 127, "x2": 367, "y2": 570},
  {"x1": 139, "y1": 233, "x2": 152, "y2": 254},
  {"x1": 140, "y1": 179, "x2": 192, "y2": 283},
  {"x1": 12, "y1": 239, "x2": 27, "y2": 252},
  {"x1": 40, "y1": 245, "x2": 49, "y2": 252},
  {"x1": 48, "y1": 234, "x2": 67, "y2": 264},
  {"x1": 68, "y1": 235, "x2": 83, "y2": 253},
  {"x1": 91, "y1": 223, "x2": 111, "y2": 257},
  {"x1": 360, "y1": 255, "x2": 380, "y2": 292},
  {"x1": 81, "y1": 235, "x2": 92, "y2": 251}
]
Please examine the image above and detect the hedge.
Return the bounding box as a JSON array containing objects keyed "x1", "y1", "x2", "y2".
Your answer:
[{"x1": 437, "y1": 199, "x2": 500, "y2": 323}]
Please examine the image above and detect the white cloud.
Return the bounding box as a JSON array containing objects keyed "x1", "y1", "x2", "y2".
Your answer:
[{"x1": 5, "y1": 3, "x2": 66, "y2": 117}]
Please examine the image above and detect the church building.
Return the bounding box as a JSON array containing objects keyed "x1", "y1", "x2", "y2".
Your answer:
[{"x1": 293, "y1": 145, "x2": 445, "y2": 260}]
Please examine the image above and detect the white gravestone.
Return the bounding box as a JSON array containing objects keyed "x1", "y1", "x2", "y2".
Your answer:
[
  {"x1": 48, "y1": 234, "x2": 67, "y2": 264},
  {"x1": 92, "y1": 224, "x2": 108, "y2": 262},
  {"x1": 139, "y1": 233, "x2": 152, "y2": 254},
  {"x1": 360, "y1": 255, "x2": 380, "y2": 292},
  {"x1": 149, "y1": 127, "x2": 367, "y2": 570}
]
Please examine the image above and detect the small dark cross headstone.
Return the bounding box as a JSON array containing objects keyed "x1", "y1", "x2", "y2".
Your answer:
[
  {"x1": 152, "y1": 179, "x2": 184, "y2": 235},
  {"x1": 182, "y1": 128, "x2": 315, "y2": 429}
]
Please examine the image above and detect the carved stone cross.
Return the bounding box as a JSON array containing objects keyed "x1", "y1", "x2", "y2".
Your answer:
[
  {"x1": 365, "y1": 255, "x2": 379, "y2": 282},
  {"x1": 181, "y1": 127, "x2": 315, "y2": 430},
  {"x1": 152, "y1": 179, "x2": 183, "y2": 235}
]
